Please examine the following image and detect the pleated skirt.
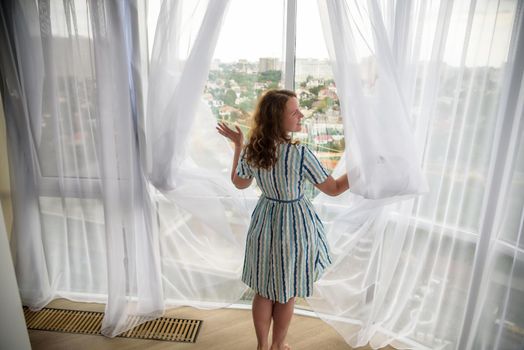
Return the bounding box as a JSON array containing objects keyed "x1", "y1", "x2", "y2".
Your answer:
[{"x1": 241, "y1": 196, "x2": 332, "y2": 303}]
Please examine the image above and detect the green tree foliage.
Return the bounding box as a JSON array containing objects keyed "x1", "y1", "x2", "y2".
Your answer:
[
  {"x1": 239, "y1": 100, "x2": 254, "y2": 113},
  {"x1": 223, "y1": 89, "x2": 237, "y2": 106},
  {"x1": 267, "y1": 82, "x2": 280, "y2": 89},
  {"x1": 231, "y1": 72, "x2": 256, "y2": 86},
  {"x1": 315, "y1": 98, "x2": 328, "y2": 113},
  {"x1": 258, "y1": 70, "x2": 282, "y2": 84},
  {"x1": 310, "y1": 85, "x2": 324, "y2": 97},
  {"x1": 301, "y1": 98, "x2": 315, "y2": 109}
]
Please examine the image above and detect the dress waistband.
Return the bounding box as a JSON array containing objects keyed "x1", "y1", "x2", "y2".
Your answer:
[{"x1": 263, "y1": 194, "x2": 304, "y2": 203}]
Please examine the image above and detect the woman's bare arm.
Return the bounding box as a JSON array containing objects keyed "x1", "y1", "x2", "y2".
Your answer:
[
  {"x1": 216, "y1": 122, "x2": 253, "y2": 189},
  {"x1": 314, "y1": 173, "x2": 350, "y2": 196},
  {"x1": 231, "y1": 143, "x2": 253, "y2": 189}
]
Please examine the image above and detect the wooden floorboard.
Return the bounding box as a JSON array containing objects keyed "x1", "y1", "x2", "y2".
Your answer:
[{"x1": 27, "y1": 299, "x2": 397, "y2": 350}]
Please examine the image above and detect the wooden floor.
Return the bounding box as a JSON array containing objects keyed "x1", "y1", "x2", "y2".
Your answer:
[{"x1": 27, "y1": 299, "x2": 396, "y2": 350}]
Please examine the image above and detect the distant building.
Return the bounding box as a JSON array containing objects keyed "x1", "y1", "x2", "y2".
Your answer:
[
  {"x1": 235, "y1": 96, "x2": 250, "y2": 105},
  {"x1": 219, "y1": 105, "x2": 242, "y2": 118},
  {"x1": 258, "y1": 57, "x2": 280, "y2": 72},
  {"x1": 318, "y1": 87, "x2": 338, "y2": 99},
  {"x1": 314, "y1": 134, "x2": 334, "y2": 145},
  {"x1": 310, "y1": 123, "x2": 344, "y2": 134},
  {"x1": 254, "y1": 82, "x2": 266, "y2": 90},
  {"x1": 296, "y1": 89, "x2": 314, "y2": 100},
  {"x1": 236, "y1": 59, "x2": 249, "y2": 73},
  {"x1": 295, "y1": 58, "x2": 333, "y2": 82},
  {"x1": 212, "y1": 100, "x2": 224, "y2": 108},
  {"x1": 306, "y1": 79, "x2": 322, "y2": 88}
]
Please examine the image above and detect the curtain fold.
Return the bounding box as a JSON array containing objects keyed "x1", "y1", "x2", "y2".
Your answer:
[
  {"x1": 146, "y1": 0, "x2": 260, "y2": 309},
  {"x1": 147, "y1": 0, "x2": 230, "y2": 191},
  {"x1": 88, "y1": 0, "x2": 164, "y2": 337},
  {"x1": 0, "y1": 0, "x2": 51, "y2": 309},
  {"x1": 317, "y1": 0, "x2": 428, "y2": 200}
]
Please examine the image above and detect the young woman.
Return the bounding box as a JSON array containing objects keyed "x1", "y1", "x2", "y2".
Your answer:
[{"x1": 217, "y1": 89, "x2": 349, "y2": 350}]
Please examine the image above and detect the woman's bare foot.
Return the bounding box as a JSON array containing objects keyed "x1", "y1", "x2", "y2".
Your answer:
[
  {"x1": 257, "y1": 344, "x2": 269, "y2": 350},
  {"x1": 269, "y1": 343, "x2": 290, "y2": 350}
]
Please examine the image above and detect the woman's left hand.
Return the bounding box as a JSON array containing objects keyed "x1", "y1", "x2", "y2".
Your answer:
[{"x1": 216, "y1": 122, "x2": 244, "y2": 148}]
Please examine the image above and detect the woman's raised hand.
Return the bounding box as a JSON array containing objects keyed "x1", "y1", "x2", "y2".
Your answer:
[{"x1": 216, "y1": 122, "x2": 244, "y2": 148}]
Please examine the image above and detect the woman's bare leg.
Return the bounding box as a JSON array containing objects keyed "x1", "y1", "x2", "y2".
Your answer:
[
  {"x1": 252, "y1": 294, "x2": 274, "y2": 350},
  {"x1": 270, "y1": 297, "x2": 295, "y2": 350}
]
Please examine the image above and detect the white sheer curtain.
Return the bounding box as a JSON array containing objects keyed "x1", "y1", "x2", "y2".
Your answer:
[
  {"x1": 147, "y1": 0, "x2": 230, "y2": 191},
  {"x1": 0, "y1": 0, "x2": 163, "y2": 337},
  {"x1": 306, "y1": 0, "x2": 524, "y2": 349},
  {"x1": 146, "y1": 0, "x2": 262, "y2": 308},
  {"x1": 1, "y1": 0, "x2": 255, "y2": 336},
  {"x1": 2, "y1": 0, "x2": 524, "y2": 348},
  {"x1": 318, "y1": 1, "x2": 428, "y2": 200}
]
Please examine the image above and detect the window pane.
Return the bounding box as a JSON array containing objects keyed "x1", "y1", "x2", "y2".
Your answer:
[
  {"x1": 295, "y1": 0, "x2": 344, "y2": 197},
  {"x1": 204, "y1": 0, "x2": 285, "y2": 129},
  {"x1": 39, "y1": 0, "x2": 101, "y2": 179},
  {"x1": 202, "y1": 0, "x2": 285, "y2": 198}
]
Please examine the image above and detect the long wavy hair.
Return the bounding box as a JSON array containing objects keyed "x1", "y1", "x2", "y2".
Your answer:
[{"x1": 244, "y1": 89, "x2": 298, "y2": 169}]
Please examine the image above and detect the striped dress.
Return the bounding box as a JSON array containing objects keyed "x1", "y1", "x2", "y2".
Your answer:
[{"x1": 236, "y1": 142, "x2": 333, "y2": 303}]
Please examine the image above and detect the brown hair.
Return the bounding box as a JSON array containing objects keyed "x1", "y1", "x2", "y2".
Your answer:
[{"x1": 244, "y1": 89, "x2": 298, "y2": 169}]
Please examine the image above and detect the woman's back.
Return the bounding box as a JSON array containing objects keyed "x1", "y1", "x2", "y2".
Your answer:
[{"x1": 238, "y1": 143, "x2": 330, "y2": 201}]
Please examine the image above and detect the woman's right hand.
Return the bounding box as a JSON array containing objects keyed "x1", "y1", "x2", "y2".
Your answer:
[{"x1": 216, "y1": 122, "x2": 244, "y2": 148}]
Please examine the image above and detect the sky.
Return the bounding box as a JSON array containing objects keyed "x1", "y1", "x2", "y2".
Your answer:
[
  {"x1": 146, "y1": 0, "x2": 517, "y2": 67},
  {"x1": 147, "y1": 0, "x2": 337, "y2": 62},
  {"x1": 50, "y1": 0, "x2": 517, "y2": 67}
]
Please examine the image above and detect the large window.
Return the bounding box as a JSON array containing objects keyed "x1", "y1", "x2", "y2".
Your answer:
[{"x1": 198, "y1": 0, "x2": 346, "y2": 198}]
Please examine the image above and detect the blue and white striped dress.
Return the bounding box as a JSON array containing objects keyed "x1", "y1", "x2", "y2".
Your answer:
[{"x1": 236, "y1": 142, "x2": 333, "y2": 303}]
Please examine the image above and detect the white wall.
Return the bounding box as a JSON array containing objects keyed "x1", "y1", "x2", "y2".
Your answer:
[{"x1": 0, "y1": 95, "x2": 30, "y2": 349}]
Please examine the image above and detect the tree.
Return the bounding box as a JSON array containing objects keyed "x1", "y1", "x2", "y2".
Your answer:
[
  {"x1": 314, "y1": 98, "x2": 328, "y2": 113},
  {"x1": 310, "y1": 85, "x2": 323, "y2": 97},
  {"x1": 301, "y1": 98, "x2": 315, "y2": 109},
  {"x1": 239, "y1": 100, "x2": 254, "y2": 113},
  {"x1": 223, "y1": 89, "x2": 237, "y2": 106},
  {"x1": 258, "y1": 70, "x2": 282, "y2": 83},
  {"x1": 267, "y1": 82, "x2": 280, "y2": 89}
]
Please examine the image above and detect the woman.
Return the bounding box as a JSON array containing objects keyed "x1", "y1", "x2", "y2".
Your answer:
[{"x1": 217, "y1": 89, "x2": 349, "y2": 350}]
